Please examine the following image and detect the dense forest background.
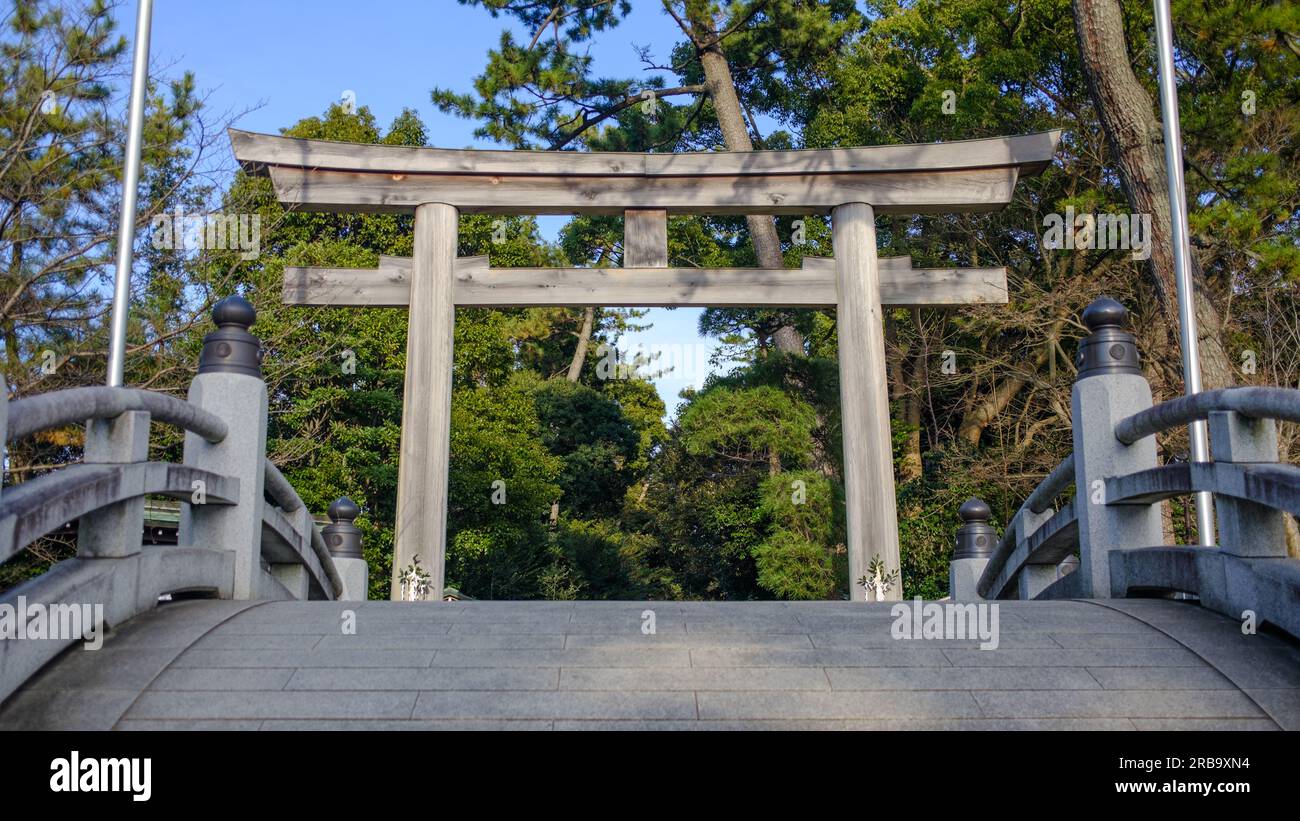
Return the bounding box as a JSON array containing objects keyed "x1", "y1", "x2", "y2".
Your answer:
[{"x1": 3, "y1": 0, "x2": 1297, "y2": 600}]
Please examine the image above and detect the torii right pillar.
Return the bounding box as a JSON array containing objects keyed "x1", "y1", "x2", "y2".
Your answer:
[{"x1": 833, "y1": 202, "x2": 902, "y2": 601}]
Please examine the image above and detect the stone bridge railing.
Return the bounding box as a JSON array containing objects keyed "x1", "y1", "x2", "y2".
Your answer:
[
  {"x1": 951, "y1": 297, "x2": 1300, "y2": 640},
  {"x1": 0, "y1": 297, "x2": 368, "y2": 703}
]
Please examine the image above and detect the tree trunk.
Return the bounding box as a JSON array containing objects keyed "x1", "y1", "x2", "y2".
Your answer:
[
  {"x1": 1071, "y1": 0, "x2": 1234, "y2": 390},
  {"x1": 689, "y1": 8, "x2": 803, "y2": 355},
  {"x1": 901, "y1": 344, "x2": 925, "y2": 481},
  {"x1": 894, "y1": 313, "x2": 925, "y2": 483},
  {"x1": 957, "y1": 314, "x2": 1067, "y2": 445},
  {"x1": 566, "y1": 307, "x2": 595, "y2": 382},
  {"x1": 551, "y1": 307, "x2": 597, "y2": 526},
  {"x1": 958, "y1": 371, "x2": 1032, "y2": 446}
]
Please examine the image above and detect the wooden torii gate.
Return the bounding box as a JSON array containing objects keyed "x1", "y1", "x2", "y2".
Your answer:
[{"x1": 231, "y1": 129, "x2": 1060, "y2": 601}]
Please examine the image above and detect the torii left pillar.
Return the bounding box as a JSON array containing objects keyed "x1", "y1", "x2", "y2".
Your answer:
[
  {"x1": 392, "y1": 202, "x2": 457, "y2": 600},
  {"x1": 834, "y1": 202, "x2": 903, "y2": 601}
]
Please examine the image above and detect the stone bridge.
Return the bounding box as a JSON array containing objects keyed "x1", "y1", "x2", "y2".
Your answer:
[
  {"x1": 2, "y1": 598, "x2": 1297, "y2": 730},
  {"x1": 1, "y1": 297, "x2": 1297, "y2": 730}
]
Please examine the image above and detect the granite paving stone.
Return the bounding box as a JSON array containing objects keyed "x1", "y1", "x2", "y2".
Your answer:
[{"x1": 1, "y1": 598, "x2": 1294, "y2": 730}]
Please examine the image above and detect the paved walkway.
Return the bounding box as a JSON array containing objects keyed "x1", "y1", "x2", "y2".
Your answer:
[{"x1": 3, "y1": 598, "x2": 1298, "y2": 730}]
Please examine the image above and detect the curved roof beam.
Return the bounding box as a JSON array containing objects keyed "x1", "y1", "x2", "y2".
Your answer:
[{"x1": 229, "y1": 129, "x2": 1061, "y2": 216}]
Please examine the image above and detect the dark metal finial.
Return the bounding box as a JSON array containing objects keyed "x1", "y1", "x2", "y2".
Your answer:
[
  {"x1": 329, "y1": 497, "x2": 360, "y2": 524},
  {"x1": 958, "y1": 497, "x2": 991, "y2": 524},
  {"x1": 198, "y1": 295, "x2": 262, "y2": 377},
  {"x1": 211, "y1": 294, "x2": 257, "y2": 329},
  {"x1": 954, "y1": 497, "x2": 997, "y2": 560},
  {"x1": 1076, "y1": 296, "x2": 1141, "y2": 379},
  {"x1": 322, "y1": 497, "x2": 363, "y2": 559}
]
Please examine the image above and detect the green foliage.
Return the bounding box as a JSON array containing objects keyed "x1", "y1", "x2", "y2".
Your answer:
[
  {"x1": 1, "y1": 0, "x2": 210, "y2": 591},
  {"x1": 449, "y1": 384, "x2": 562, "y2": 531},
  {"x1": 755, "y1": 532, "x2": 837, "y2": 600},
  {"x1": 448, "y1": 523, "x2": 552, "y2": 600},
  {"x1": 758, "y1": 469, "x2": 836, "y2": 544},
  {"x1": 443, "y1": 381, "x2": 565, "y2": 600},
  {"x1": 549, "y1": 518, "x2": 677, "y2": 600},
  {"x1": 753, "y1": 471, "x2": 840, "y2": 599},
  {"x1": 640, "y1": 377, "x2": 846, "y2": 600},
  {"x1": 679, "y1": 385, "x2": 817, "y2": 474},
  {"x1": 533, "y1": 379, "x2": 639, "y2": 517},
  {"x1": 6, "y1": 0, "x2": 1296, "y2": 605}
]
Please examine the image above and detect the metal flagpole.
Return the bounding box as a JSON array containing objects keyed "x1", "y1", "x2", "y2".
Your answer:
[
  {"x1": 1152, "y1": 0, "x2": 1214, "y2": 545},
  {"x1": 105, "y1": 0, "x2": 155, "y2": 387}
]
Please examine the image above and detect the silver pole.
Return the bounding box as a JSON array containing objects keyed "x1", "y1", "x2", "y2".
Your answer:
[
  {"x1": 1152, "y1": 0, "x2": 1214, "y2": 545},
  {"x1": 105, "y1": 0, "x2": 155, "y2": 387}
]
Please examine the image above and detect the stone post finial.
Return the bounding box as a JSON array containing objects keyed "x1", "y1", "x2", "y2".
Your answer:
[
  {"x1": 1075, "y1": 296, "x2": 1141, "y2": 379},
  {"x1": 198, "y1": 295, "x2": 262, "y2": 377},
  {"x1": 182, "y1": 292, "x2": 269, "y2": 599},
  {"x1": 323, "y1": 497, "x2": 368, "y2": 600},
  {"x1": 953, "y1": 497, "x2": 996, "y2": 560},
  {"x1": 323, "y1": 497, "x2": 363, "y2": 559},
  {"x1": 1069, "y1": 295, "x2": 1162, "y2": 597},
  {"x1": 949, "y1": 497, "x2": 997, "y2": 600}
]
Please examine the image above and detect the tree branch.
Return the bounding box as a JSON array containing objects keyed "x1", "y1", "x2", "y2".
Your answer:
[{"x1": 548, "y1": 84, "x2": 706, "y2": 149}]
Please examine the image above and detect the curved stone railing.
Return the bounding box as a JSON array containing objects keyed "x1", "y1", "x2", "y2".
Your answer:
[
  {"x1": 0, "y1": 462, "x2": 239, "y2": 565},
  {"x1": 264, "y1": 459, "x2": 303, "y2": 512},
  {"x1": 967, "y1": 455, "x2": 1077, "y2": 600},
  {"x1": 953, "y1": 297, "x2": 1300, "y2": 640},
  {"x1": 0, "y1": 296, "x2": 369, "y2": 704},
  {"x1": 6, "y1": 386, "x2": 228, "y2": 444},
  {"x1": 260, "y1": 458, "x2": 346, "y2": 599},
  {"x1": 1114, "y1": 387, "x2": 1300, "y2": 445}
]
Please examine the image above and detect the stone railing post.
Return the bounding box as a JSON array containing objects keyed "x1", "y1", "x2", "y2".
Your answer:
[
  {"x1": 269, "y1": 504, "x2": 314, "y2": 600},
  {"x1": 1209, "y1": 410, "x2": 1286, "y2": 558},
  {"x1": 179, "y1": 296, "x2": 268, "y2": 599},
  {"x1": 1013, "y1": 506, "x2": 1057, "y2": 600},
  {"x1": 950, "y1": 498, "x2": 996, "y2": 600},
  {"x1": 78, "y1": 409, "x2": 150, "y2": 558},
  {"x1": 1071, "y1": 297, "x2": 1164, "y2": 597},
  {"x1": 322, "y1": 497, "x2": 367, "y2": 601}
]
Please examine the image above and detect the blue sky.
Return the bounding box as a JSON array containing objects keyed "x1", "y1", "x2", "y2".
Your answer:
[{"x1": 117, "y1": 0, "x2": 726, "y2": 417}]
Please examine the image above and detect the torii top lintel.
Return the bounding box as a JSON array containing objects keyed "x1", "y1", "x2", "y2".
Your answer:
[{"x1": 230, "y1": 129, "x2": 1060, "y2": 217}]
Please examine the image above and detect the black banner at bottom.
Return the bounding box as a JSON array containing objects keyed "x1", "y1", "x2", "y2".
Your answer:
[{"x1": 0, "y1": 730, "x2": 1287, "y2": 810}]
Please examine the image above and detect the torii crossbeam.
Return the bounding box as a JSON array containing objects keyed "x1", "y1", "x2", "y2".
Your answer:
[{"x1": 232, "y1": 128, "x2": 1061, "y2": 601}]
